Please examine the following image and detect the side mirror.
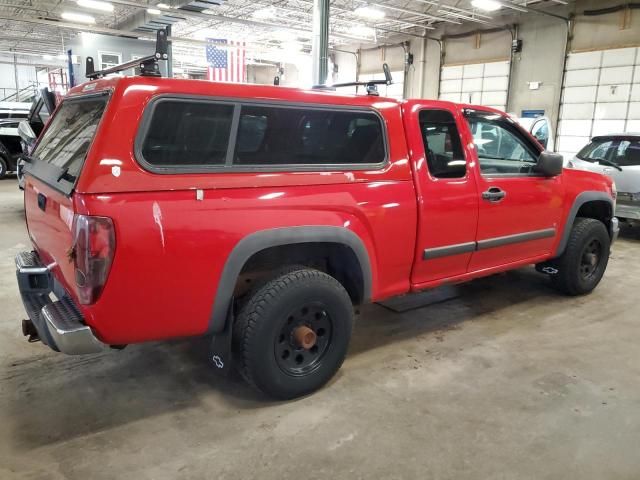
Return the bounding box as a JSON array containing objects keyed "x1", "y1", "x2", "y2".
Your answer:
[
  {"x1": 18, "y1": 121, "x2": 37, "y2": 154},
  {"x1": 534, "y1": 151, "x2": 563, "y2": 177}
]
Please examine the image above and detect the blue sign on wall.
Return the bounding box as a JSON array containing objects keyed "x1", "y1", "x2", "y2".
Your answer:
[{"x1": 522, "y1": 109, "x2": 545, "y2": 118}]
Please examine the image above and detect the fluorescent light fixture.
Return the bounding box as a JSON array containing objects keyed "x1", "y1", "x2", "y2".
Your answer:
[
  {"x1": 354, "y1": 6, "x2": 385, "y2": 19},
  {"x1": 471, "y1": 0, "x2": 502, "y2": 12},
  {"x1": 147, "y1": 8, "x2": 161, "y2": 14},
  {"x1": 253, "y1": 6, "x2": 276, "y2": 19},
  {"x1": 42, "y1": 54, "x2": 54, "y2": 60},
  {"x1": 352, "y1": 24, "x2": 376, "y2": 38},
  {"x1": 157, "y1": 3, "x2": 170, "y2": 8},
  {"x1": 76, "y1": 0, "x2": 113, "y2": 12},
  {"x1": 61, "y1": 12, "x2": 96, "y2": 23}
]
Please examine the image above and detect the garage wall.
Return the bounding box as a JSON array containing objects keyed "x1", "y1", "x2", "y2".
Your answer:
[
  {"x1": 508, "y1": 15, "x2": 567, "y2": 129},
  {"x1": 438, "y1": 30, "x2": 511, "y2": 111},
  {"x1": 557, "y1": 47, "x2": 640, "y2": 159}
]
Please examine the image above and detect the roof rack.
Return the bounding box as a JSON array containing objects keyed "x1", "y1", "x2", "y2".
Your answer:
[
  {"x1": 86, "y1": 28, "x2": 169, "y2": 80},
  {"x1": 313, "y1": 63, "x2": 393, "y2": 96}
]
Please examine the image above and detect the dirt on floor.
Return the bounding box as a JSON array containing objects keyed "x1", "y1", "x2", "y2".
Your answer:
[{"x1": 1, "y1": 177, "x2": 639, "y2": 480}]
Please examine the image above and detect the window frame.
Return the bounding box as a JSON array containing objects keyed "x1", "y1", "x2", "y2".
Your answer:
[
  {"x1": 23, "y1": 91, "x2": 111, "y2": 196},
  {"x1": 134, "y1": 94, "x2": 390, "y2": 174},
  {"x1": 98, "y1": 51, "x2": 122, "y2": 71},
  {"x1": 418, "y1": 108, "x2": 468, "y2": 180},
  {"x1": 465, "y1": 110, "x2": 543, "y2": 178}
]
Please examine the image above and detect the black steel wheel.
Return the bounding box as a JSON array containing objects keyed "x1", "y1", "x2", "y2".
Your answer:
[
  {"x1": 552, "y1": 217, "x2": 610, "y2": 295},
  {"x1": 234, "y1": 268, "x2": 353, "y2": 399},
  {"x1": 274, "y1": 302, "x2": 334, "y2": 376},
  {"x1": 579, "y1": 238, "x2": 602, "y2": 281}
]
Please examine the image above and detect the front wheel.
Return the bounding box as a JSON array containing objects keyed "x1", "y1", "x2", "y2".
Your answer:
[
  {"x1": 234, "y1": 268, "x2": 353, "y2": 399},
  {"x1": 551, "y1": 217, "x2": 610, "y2": 295}
]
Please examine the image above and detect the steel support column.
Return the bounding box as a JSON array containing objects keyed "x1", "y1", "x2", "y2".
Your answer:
[{"x1": 311, "y1": 0, "x2": 329, "y2": 85}]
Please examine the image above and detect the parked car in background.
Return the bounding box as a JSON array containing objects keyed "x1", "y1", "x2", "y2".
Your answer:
[
  {"x1": 567, "y1": 134, "x2": 640, "y2": 225},
  {"x1": 15, "y1": 89, "x2": 55, "y2": 187},
  {"x1": 0, "y1": 92, "x2": 54, "y2": 181},
  {"x1": 514, "y1": 115, "x2": 554, "y2": 152},
  {"x1": 0, "y1": 101, "x2": 31, "y2": 120}
]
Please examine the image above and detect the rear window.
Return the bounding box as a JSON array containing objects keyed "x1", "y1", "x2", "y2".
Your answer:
[
  {"x1": 32, "y1": 95, "x2": 108, "y2": 179},
  {"x1": 137, "y1": 98, "x2": 386, "y2": 171},
  {"x1": 577, "y1": 138, "x2": 640, "y2": 166}
]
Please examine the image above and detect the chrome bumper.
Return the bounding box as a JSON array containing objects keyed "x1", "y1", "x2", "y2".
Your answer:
[
  {"x1": 615, "y1": 203, "x2": 640, "y2": 221},
  {"x1": 610, "y1": 217, "x2": 620, "y2": 245},
  {"x1": 15, "y1": 251, "x2": 108, "y2": 355}
]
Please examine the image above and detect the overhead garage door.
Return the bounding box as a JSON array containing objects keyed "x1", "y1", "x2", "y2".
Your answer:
[
  {"x1": 557, "y1": 47, "x2": 640, "y2": 159},
  {"x1": 439, "y1": 60, "x2": 510, "y2": 112}
]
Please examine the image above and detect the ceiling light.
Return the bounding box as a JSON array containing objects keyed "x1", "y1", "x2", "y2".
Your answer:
[
  {"x1": 147, "y1": 8, "x2": 161, "y2": 15},
  {"x1": 253, "y1": 7, "x2": 276, "y2": 19},
  {"x1": 157, "y1": 3, "x2": 170, "y2": 8},
  {"x1": 76, "y1": 0, "x2": 113, "y2": 12},
  {"x1": 471, "y1": 0, "x2": 502, "y2": 12},
  {"x1": 354, "y1": 6, "x2": 385, "y2": 20},
  {"x1": 42, "y1": 54, "x2": 54, "y2": 60},
  {"x1": 352, "y1": 24, "x2": 376, "y2": 38},
  {"x1": 61, "y1": 12, "x2": 96, "y2": 23}
]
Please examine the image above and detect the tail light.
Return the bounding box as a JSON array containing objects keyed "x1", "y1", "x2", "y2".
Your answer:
[{"x1": 72, "y1": 215, "x2": 115, "y2": 305}]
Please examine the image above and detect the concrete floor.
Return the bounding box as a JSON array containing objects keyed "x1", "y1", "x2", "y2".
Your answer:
[{"x1": 1, "y1": 178, "x2": 640, "y2": 480}]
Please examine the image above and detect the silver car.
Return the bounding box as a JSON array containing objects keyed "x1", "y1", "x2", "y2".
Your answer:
[{"x1": 568, "y1": 134, "x2": 640, "y2": 225}]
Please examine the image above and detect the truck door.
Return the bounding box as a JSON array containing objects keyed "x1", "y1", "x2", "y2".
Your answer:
[
  {"x1": 463, "y1": 109, "x2": 564, "y2": 271},
  {"x1": 403, "y1": 101, "x2": 479, "y2": 286}
]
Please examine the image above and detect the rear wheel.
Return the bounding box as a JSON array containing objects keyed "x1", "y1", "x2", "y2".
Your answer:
[
  {"x1": 234, "y1": 267, "x2": 353, "y2": 399},
  {"x1": 551, "y1": 217, "x2": 610, "y2": 295},
  {"x1": 0, "y1": 156, "x2": 7, "y2": 179}
]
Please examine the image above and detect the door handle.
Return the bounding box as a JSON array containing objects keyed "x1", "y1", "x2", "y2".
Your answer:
[
  {"x1": 482, "y1": 187, "x2": 506, "y2": 202},
  {"x1": 37, "y1": 193, "x2": 47, "y2": 211}
]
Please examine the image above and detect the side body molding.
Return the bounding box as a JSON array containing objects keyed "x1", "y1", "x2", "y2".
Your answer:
[
  {"x1": 554, "y1": 190, "x2": 614, "y2": 257},
  {"x1": 207, "y1": 226, "x2": 373, "y2": 334}
]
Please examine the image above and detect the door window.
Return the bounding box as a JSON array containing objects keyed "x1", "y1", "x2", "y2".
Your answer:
[
  {"x1": 419, "y1": 109, "x2": 466, "y2": 178},
  {"x1": 466, "y1": 113, "x2": 539, "y2": 175},
  {"x1": 531, "y1": 119, "x2": 549, "y2": 149}
]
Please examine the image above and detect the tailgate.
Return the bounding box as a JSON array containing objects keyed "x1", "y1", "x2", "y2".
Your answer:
[{"x1": 23, "y1": 93, "x2": 109, "y2": 295}]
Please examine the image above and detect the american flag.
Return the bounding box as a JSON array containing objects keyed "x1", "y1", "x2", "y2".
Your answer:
[{"x1": 206, "y1": 38, "x2": 246, "y2": 82}]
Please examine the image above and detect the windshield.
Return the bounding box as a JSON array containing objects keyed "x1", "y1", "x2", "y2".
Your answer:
[
  {"x1": 32, "y1": 95, "x2": 108, "y2": 179},
  {"x1": 576, "y1": 138, "x2": 640, "y2": 166}
]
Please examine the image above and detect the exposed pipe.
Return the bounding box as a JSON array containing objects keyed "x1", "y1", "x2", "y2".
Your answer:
[
  {"x1": 311, "y1": 0, "x2": 329, "y2": 85},
  {"x1": 584, "y1": 3, "x2": 640, "y2": 15}
]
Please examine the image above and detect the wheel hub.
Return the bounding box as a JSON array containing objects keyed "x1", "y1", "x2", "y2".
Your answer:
[
  {"x1": 293, "y1": 325, "x2": 317, "y2": 349},
  {"x1": 274, "y1": 304, "x2": 333, "y2": 376}
]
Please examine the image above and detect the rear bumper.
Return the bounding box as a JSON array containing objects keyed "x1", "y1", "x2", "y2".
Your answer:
[
  {"x1": 615, "y1": 203, "x2": 640, "y2": 221},
  {"x1": 15, "y1": 251, "x2": 108, "y2": 355}
]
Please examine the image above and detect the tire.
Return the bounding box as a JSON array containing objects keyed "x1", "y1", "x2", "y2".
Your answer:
[
  {"x1": 551, "y1": 217, "x2": 610, "y2": 296},
  {"x1": 0, "y1": 156, "x2": 7, "y2": 179},
  {"x1": 234, "y1": 267, "x2": 353, "y2": 399}
]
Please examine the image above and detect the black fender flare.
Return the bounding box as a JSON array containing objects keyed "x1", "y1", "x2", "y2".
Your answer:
[
  {"x1": 207, "y1": 226, "x2": 373, "y2": 334},
  {"x1": 554, "y1": 191, "x2": 614, "y2": 257}
]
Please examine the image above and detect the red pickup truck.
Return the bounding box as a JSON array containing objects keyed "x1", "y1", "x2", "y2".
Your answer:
[{"x1": 16, "y1": 74, "x2": 618, "y2": 399}]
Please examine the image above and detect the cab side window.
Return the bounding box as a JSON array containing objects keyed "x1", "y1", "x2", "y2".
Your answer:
[
  {"x1": 466, "y1": 114, "x2": 538, "y2": 176},
  {"x1": 419, "y1": 109, "x2": 466, "y2": 178}
]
